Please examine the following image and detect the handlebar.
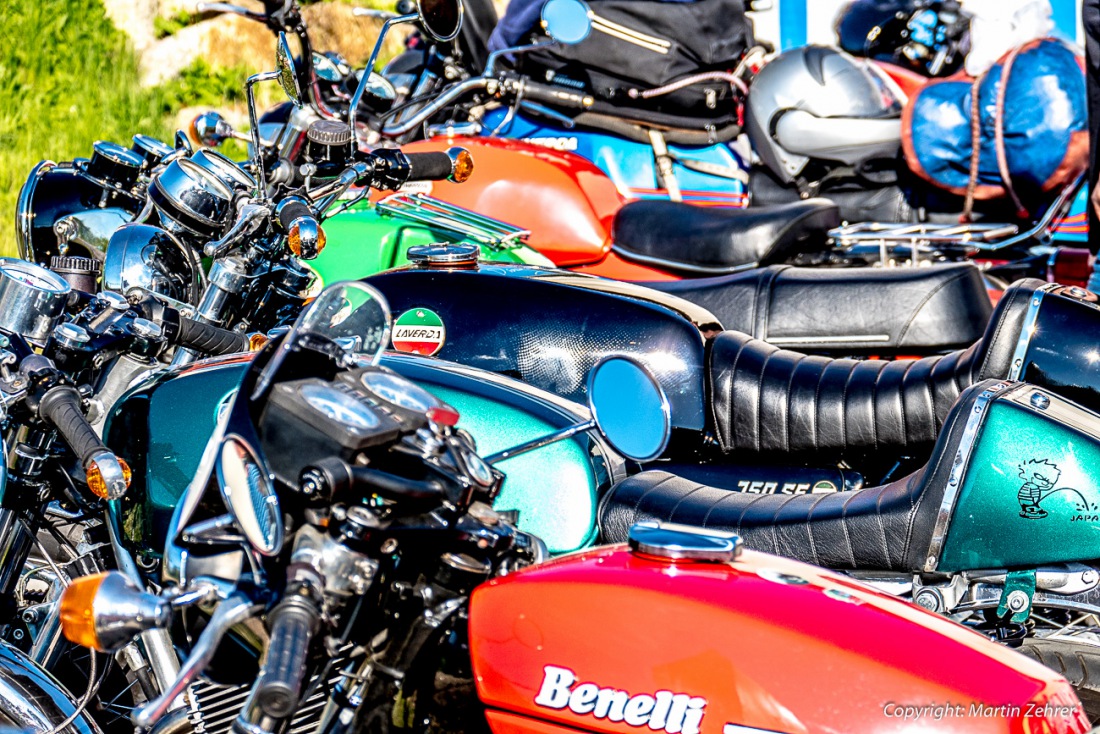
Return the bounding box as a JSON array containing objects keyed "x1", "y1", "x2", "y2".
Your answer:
[
  {"x1": 253, "y1": 586, "x2": 321, "y2": 718},
  {"x1": 277, "y1": 199, "x2": 314, "y2": 231},
  {"x1": 405, "y1": 151, "x2": 458, "y2": 181},
  {"x1": 131, "y1": 297, "x2": 251, "y2": 356},
  {"x1": 22, "y1": 353, "x2": 129, "y2": 500},
  {"x1": 196, "y1": 2, "x2": 266, "y2": 21},
  {"x1": 38, "y1": 385, "x2": 103, "y2": 468},
  {"x1": 380, "y1": 76, "x2": 592, "y2": 137},
  {"x1": 175, "y1": 317, "x2": 251, "y2": 355},
  {"x1": 521, "y1": 81, "x2": 594, "y2": 110}
]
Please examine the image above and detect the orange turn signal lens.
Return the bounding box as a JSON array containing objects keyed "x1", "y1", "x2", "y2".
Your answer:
[
  {"x1": 249, "y1": 333, "x2": 269, "y2": 351},
  {"x1": 60, "y1": 572, "x2": 108, "y2": 650},
  {"x1": 449, "y1": 148, "x2": 474, "y2": 183},
  {"x1": 288, "y1": 221, "x2": 327, "y2": 259},
  {"x1": 86, "y1": 457, "x2": 132, "y2": 500}
]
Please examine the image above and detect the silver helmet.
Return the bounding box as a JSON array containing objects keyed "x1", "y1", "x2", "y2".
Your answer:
[{"x1": 745, "y1": 45, "x2": 904, "y2": 183}]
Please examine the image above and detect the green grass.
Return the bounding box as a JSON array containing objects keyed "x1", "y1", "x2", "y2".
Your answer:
[{"x1": 0, "y1": 1, "x2": 265, "y2": 257}]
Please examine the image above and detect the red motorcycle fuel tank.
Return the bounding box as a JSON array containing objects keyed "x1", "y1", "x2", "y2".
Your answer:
[
  {"x1": 469, "y1": 534, "x2": 1087, "y2": 734},
  {"x1": 384, "y1": 138, "x2": 682, "y2": 278}
]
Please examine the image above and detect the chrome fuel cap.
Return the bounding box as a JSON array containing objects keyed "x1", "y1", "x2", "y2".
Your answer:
[
  {"x1": 407, "y1": 243, "x2": 480, "y2": 268},
  {"x1": 628, "y1": 522, "x2": 742, "y2": 562}
]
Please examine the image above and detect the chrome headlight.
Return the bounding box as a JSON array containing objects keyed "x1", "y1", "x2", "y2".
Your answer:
[{"x1": 149, "y1": 158, "x2": 234, "y2": 238}]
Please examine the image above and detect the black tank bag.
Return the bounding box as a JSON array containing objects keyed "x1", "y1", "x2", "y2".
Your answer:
[{"x1": 520, "y1": 0, "x2": 754, "y2": 128}]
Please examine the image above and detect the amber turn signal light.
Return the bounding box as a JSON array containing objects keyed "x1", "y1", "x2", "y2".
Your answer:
[
  {"x1": 448, "y1": 147, "x2": 474, "y2": 183},
  {"x1": 60, "y1": 571, "x2": 170, "y2": 652},
  {"x1": 287, "y1": 219, "x2": 327, "y2": 260},
  {"x1": 86, "y1": 454, "x2": 132, "y2": 500},
  {"x1": 60, "y1": 572, "x2": 108, "y2": 650}
]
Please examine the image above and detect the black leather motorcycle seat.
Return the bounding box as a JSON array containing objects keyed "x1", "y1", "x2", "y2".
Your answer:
[
  {"x1": 611, "y1": 198, "x2": 839, "y2": 274},
  {"x1": 598, "y1": 380, "x2": 991, "y2": 571},
  {"x1": 705, "y1": 278, "x2": 1041, "y2": 457},
  {"x1": 645, "y1": 263, "x2": 992, "y2": 353}
]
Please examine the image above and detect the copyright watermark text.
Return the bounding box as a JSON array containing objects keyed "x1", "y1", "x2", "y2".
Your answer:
[{"x1": 883, "y1": 702, "x2": 1080, "y2": 720}]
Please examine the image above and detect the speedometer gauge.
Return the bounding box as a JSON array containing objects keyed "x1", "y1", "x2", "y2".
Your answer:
[
  {"x1": 0, "y1": 258, "x2": 71, "y2": 344},
  {"x1": 360, "y1": 371, "x2": 440, "y2": 413},
  {"x1": 300, "y1": 383, "x2": 380, "y2": 431}
]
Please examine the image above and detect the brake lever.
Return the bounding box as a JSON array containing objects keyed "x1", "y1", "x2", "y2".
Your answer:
[
  {"x1": 204, "y1": 202, "x2": 272, "y2": 259},
  {"x1": 132, "y1": 592, "x2": 263, "y2": 729}
]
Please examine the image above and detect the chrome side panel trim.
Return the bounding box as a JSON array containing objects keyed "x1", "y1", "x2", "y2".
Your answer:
[
  {"x1": 1006, "y1": 284, "x2": 1057, "y2": 381},
  {"x1": 923, "y1": 380, "x2": 1017, "y2": 573}
]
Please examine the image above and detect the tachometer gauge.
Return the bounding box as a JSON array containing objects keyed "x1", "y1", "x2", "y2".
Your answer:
[
  {"x1": 0, "y1": 258, "x2": 71, "y2": 343},
  {"x1": 359, "y1": 371, "x2": 440, "y2": 413},
  {"x1": 300, "y1": 383, "x2": 380, "y2": 431}
]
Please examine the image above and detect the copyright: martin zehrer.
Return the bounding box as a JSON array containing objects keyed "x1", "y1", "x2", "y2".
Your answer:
[{"x1": 883, "y1": 702, "x2": 1080, "y2": 720}]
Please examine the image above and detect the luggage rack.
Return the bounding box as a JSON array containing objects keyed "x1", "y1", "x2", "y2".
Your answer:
[
  {"x1": 827, "y1": 171, "x2": 1085, "y2": 265},
  {"x1": 376, "y1": 193, "x2": 530, "y2": 249},
  {"x1": 828, "y1": 222, "x2": 1021, "y2": 266}
]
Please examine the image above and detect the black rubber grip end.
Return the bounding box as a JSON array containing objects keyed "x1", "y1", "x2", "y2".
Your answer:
[
  {"x1": 404, "y1": 152, "x2": 454, "y2": 181},
  {"x1": 176, "y1": 317, "x2": 251, "y2": 355}
]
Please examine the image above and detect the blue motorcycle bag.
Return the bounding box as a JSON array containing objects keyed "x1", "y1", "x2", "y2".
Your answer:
[{"x1": 901, "y1": 38, "x2": 1086, "y2": 216}]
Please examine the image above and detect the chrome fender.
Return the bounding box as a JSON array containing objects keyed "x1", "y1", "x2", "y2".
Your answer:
[{"x1": 0, "y1": 640, "x2": 102, "y2": 734}]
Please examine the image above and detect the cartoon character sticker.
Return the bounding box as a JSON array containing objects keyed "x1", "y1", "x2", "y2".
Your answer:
[{"x1": 1016, "y1": 459, "x2": 1095, "y2": 520}]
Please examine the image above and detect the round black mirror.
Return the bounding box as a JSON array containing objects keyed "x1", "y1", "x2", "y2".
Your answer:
[
  {"x1": 587, "y1": 356, "x2": 670, "y2": 462},
  {"x1": 541, "y1": 0, "x2": 591, "y2": 44},
  {"x1": 276, "y1": 32, "x2": 302, "y2": 105},
  {"x1": 417, "y1": 0, "x2": 463, "y2": 42},
  {"x1": 216, "y1": 434, "x2": 283, "y2": 556}
]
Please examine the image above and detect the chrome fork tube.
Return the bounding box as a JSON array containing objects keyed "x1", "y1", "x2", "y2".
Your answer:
[{"x1": 171, "y1": 256, "x2": 251, "y2": 367}]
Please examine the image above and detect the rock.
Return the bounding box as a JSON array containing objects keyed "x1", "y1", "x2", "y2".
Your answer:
[
  {"x1": 140, "y1": 13, "x2": 276, "y2": 86},
  {"x1": 138, "y1": 1, "x2": 405, "y2": 87},
  {"x1": 102, "y1": 0, "x2": 160, "y2": 51}
]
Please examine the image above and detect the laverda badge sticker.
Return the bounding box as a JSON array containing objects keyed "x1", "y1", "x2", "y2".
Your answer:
[{"x1": 392, "y1": 308, "x2": 446, "y2": 356}]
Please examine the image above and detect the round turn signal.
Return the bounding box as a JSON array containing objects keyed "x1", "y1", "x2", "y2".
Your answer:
[
  {"x1": 288, "y1": 220, "x2": 327, "y2": 259},
  {"x1": 60, "y1": 572, "x2": 108, "y2": 650},
  {"x1": 86, "y1": 457, "x2": 132, "y2": 500},
  {"x1": 448, "y1": 148, "x2": 474, "y2": 183},
  {"x1": 249, "y1": 333, "x2": 269, "y2": 351}
]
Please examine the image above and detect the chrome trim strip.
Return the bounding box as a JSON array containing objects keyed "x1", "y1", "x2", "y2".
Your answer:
[
  {"x1": 610, "y1": 244, "x2": 759, "y2": 275},
  {"x1": 769, "y1": 334, "x2": 891, "y2": 346},
  {"x1": 924, "y1": 380, "x2": 1017, "y2": 572},
  {"x1": 1006, "y1": 284, "x2": 1057, "y2": 381},
  {"x1": 1003, "y1": 387, "x2": 1100, "y2": 440},
  {"x1": 15, "y1": 160, "x2": 56, "y2": 262}
]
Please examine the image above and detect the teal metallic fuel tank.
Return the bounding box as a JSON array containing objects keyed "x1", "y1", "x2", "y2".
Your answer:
[
  {"x1": 934, "y1": 382, "x2": 1100, "y2": 573},
  {"x1": 309, "y1": 195, "x2": 552, "y2": 286},
  {"x1": 104, "y1": 352, "x2": 619, "y2": 557}
]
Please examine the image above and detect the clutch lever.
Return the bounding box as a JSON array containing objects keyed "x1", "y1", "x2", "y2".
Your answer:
[{"x1": 204, "y1": 202, "x2": 272, "y2": 259}]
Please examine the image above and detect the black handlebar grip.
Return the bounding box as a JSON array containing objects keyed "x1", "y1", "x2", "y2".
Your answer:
[
  {"x1": 278, "y1": 200, "x2": 314, "y2": 231},
  {"x1": 176, "y1": 317, "x2": 251, "y2": 356},
  {"x1": 38, "y1": 386, "x2": 104, "y2": 467},
  {"x1": 403, "y1": 152, "x2": 455, "y2": 182},
  {"x1": 255, "y1": 595, "x2": 320, "y2": 719},
  {"x1": 522, "y1": 82, "x2": 593, "y2": 110}
]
